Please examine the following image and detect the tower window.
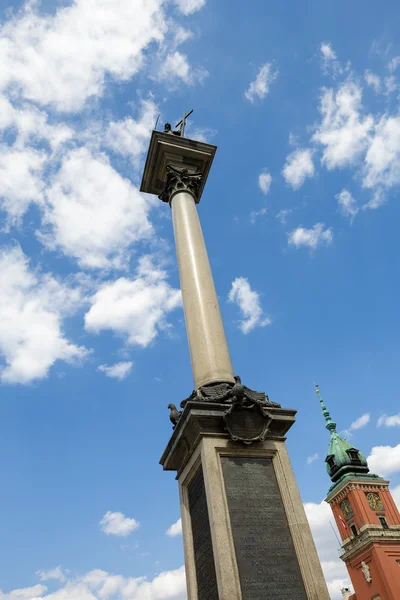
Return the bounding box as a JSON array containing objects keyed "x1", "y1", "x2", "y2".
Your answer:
[
  {"x1": 350, "y1": 524, "x2": 358, "y2": 537},
  {"x1": 327, "y1": 456, "x2": 335, "y2": 468},
  {"x1": 379, "y1": 516, "x2": 389, "y2": 529},
  {"x1": 347, "y1": 449, "x2": 359, "y2": 460}
]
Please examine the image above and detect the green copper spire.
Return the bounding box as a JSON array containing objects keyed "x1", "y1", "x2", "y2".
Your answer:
[
  {"x1": 314, "y1": 382, "x2": 337, "y2": 433},
  {"x1": 314, "y1": 383, "x2": 373, "y2": 489}
]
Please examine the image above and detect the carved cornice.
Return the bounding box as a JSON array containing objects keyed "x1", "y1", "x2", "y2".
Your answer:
[
  {"x1": 158, "y1": 165, "x2": 202, "y2": 205},
  {"x1": 327, "y1": 481, "x2": 389, "y2": 506},
  {"x1": 340, "y1": 526, "x2": 400, "y2": 562}
]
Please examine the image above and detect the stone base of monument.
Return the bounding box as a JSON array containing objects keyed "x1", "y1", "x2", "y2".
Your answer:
[{"x1": 160, "y1": 401, "x2": 330, "y2": 600}]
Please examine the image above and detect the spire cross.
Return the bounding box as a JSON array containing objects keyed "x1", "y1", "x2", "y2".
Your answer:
[{"x1": 175, "y1": 109, "x2": 194, "y2": 137}]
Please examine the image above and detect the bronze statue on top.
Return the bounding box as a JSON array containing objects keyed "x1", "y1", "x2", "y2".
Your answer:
[{"x1": 163, "y1": 109, "x2": 193, "y2": 138}]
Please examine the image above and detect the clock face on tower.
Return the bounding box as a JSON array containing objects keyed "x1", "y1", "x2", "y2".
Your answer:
[
  {"x1": 340, "y1": 499, "x2": 354, "y2": 521},
  {"x1": 366, "y1": 492, "x2": 384, "y2": 511}
]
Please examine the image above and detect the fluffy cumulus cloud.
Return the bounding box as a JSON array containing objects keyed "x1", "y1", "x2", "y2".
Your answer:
[
  {"x1": 0, "y1": 145, "x2": 46, "y2": 225},
  {"x1": 288, "y1": 223, "x2": 333, "y2": 250},
  {"x1": 367, "y1": 444, "x2": 400, "y2": 476},
  {"x1": 174, "y1": 0, "x2": 206, "y2": 15},
  {"x1": 105, "y1": 98, "x2": 158, "y2": 166},
  {"x1": 312, "y1": 82, "x2": 373, "y2": 170},
  {"x1": 305, "y1": 58, "x2": 400, "y2": 208},
  {"x1": 336, "y1": 189, "x2": 359, "y2": 220},
  {"x1": 0, "y1": 583, "x2": 48, "y2": 599},
  {"x1": 377, "y1": 413, "x2": 400, "y2": 427},
  {"x1": 364, "y1": 70, "x2": 381, "y2": 93},
  {"x1": 321, "y1": 42, "x2": 337, "y2": 63},
  {"x1": 0, "y1": 566, "x2": 187, "y2": 600},
  {"x1": 282, "y1": 149, "x2": 315, "y2": 189},
  {"x1": 98, "y1": 362, "x2": 133, "y2": 381},
  {"x1": 100, "y1": 511, "x2": 139, "y2": 536},
  {"x1": 85, "y1": 256, "x2": 181, "y2": 346},
  {"x1": 157, "y1": 51, "x2": 208, "y2": 86},
  {"x1": 0, "y1": 246, "x2": 88, "y2": 384},
  {"x1": 245, "y1": 62, "x2": 278, "y2": 103},
  {"x1": 362, "y1": 115, "x2": 400, "y2": 195},
  {"x1": 392, "y1": 485, "x2": 400, "y2": 509},
  {"x1": 228, "y1": 277, "x2": 271, "y2": 334},
  {"x1": 0, "y1": 0, "x2": 167, "y2": 112},
  {"x1": 304, "y1": 500, "x2": 351, "y2": 599},
  {"x1": 36, "y1": 566, "x2": 66, "y2": 583},
  {"x1": 349, "y1": 412, "x2": 370, "y2": 431},
  {"x1": 166, "y1": 518, "x2": 182, "y2": 537},
  {"x1": 258, "y1": 170, "x2": 272, "y2": 195},
  {"x1": 38, "y1": 148, "x2": 153, "y2": 270}
]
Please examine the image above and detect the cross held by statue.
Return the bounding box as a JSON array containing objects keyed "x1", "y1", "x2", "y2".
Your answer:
[{"x1": 175, "y1": 109, "x2": 193, "y2": 137}]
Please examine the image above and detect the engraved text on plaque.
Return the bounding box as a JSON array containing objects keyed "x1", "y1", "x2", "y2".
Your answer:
[
  {"x1": 221, "y1": 456, "x2": 307, "y2": 600},
  {"x1": 188, "y1": 468, "x2": 219, "y2": 600}
]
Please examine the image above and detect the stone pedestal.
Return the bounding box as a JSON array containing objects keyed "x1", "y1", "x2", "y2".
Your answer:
[{"x1": 160, "y1": 402, "x2": 330, "y2": 600}]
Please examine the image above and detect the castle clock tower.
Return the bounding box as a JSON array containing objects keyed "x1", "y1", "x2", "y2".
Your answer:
[{"x1": 315, "y1": 385, "x2": 400, "y2": 600}]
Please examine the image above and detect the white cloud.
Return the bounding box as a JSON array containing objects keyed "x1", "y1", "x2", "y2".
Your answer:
[
  {"x1": 388, "y1": 56, "x2": 400, "y2": 73},
  {"x1": 367, "y1": 444, "x2": 400, "y2": 476},
  {"x1": 307, "y1": 453, "x2": 319, "y2": 465},
  {"x1": 258, "y1": 171, "x2": 272, "y2": 195},
  {"x1": 282, "y1": 148, "x2": 315, "y2": 189},
  {"x1": 304, "y1": 500, "x2": 351, "y2": 599},
  {"x1": 245, "y1": 62, "x2": 278, "y2": 103},
  {"x1": 38, "y1": 148, "x2": 153, "y2": 269},
  {"x1": 385, "y1": 75, "x2": 398, "y2": 95},
  {"x1": 0, "y1": 583, "x2": 48, "y2": 600},
  {"x1": 249, "y1": 207, "x2": 267, "y2": 224},
  {"x1": 321, "y1": 42, "x2": 337, "y2": 62},
  {"x1": 0, "y1": 145, "x2": 46, "y2": 225},
  {"x1": 288, "y1": 223, "x2": 333, "y2": 250},
  {"x1": 0, "y1": 94, "x2": 73, "y2": 149},
  {"x1": 377, "y1": 413, "x2": 400, "y2": 427},
  {"x1": 0, "y1": 566, "x2": 187, "y2": 600},
  {"x1": 0, "y1": 246, "x2": 88, "y2": 385},
  {"x1": 276, "y1": 208, "x2": 292, "y2": 224},
  {"x1": 85, "y1": 256, "x2": 181, "y2": 346},
  {"x1": 364, "y1": 70, "x2": 381, "y2": 93},
  {"x1": 392, "y1": 484, "x2": 400, "y2": 508},
  {"x1": 362, "y1": 115, "x2": 400, "y2": 193},
  {"x1": 104, "y1": 99, "x2": 158, "y2": 166},
  {"x1": 100, "y1": 511, "x2": 139, "y2": 537},
  {"x1": 174, "y1": 0, "x2": 206, "y2": 15},
  {"x1": 98, "y1": 362, "x2": 133, "y2": 381},
  {"x1": 349, "y1": 412, "x2": 370, "y2": 431},
  {"x1": 0, "y1": 0, "x2": 166, "y2": 112},
  {"x1": 157, "y1": 51, "x2": 208, "y2": 86},
  {"x1": 36, "y1": 566, "x2": 66, "y2": 583},
  {"x1": 312, "y1": 82, "x2": 373, "y2": 170},
  {"x1": 166, "y1": 518, "x2": 182, "y2": 537},
  {"x1": 336, "y1": 189, "x2": 359, "y2": 220},
  {"x1": 228, "y1": 277, "x2": 271, "y2": 334},
  {"x1": 320, "y1": 42, "x2": 346, "y2": 78}
]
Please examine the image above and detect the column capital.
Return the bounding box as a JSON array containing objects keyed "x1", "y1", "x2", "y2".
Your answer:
[{"x1": 158, "y1": 165, "x2": 202, "y2": 205}]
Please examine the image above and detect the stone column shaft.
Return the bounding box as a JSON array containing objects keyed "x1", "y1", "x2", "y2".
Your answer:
[{"x1": 171, "y1": 190, "x2": 234, "y2": 388}]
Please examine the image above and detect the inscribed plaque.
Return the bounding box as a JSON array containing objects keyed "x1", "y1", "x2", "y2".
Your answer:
[
  {"x1": 221, "y1": 456, "x2": 307, "y2": 600},
  {"x1": 188, "y1": 468, "x2": 219, "y2": 600}
]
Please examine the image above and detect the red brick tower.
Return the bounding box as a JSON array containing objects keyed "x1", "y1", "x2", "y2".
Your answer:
[{"x1": 315, "y1": 384, "x2": 400, "y2": 600}]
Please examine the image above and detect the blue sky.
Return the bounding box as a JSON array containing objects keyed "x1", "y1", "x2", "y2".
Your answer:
[{"x1": 0, "y1": 0, "x2": 400, "y2": 598}]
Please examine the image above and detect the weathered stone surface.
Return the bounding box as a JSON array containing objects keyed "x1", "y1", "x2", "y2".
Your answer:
[
  {"x1": 188, "y1": 468, "x2": 219, "y2": 600},
  {"x1": 221, "y1": 456, "x2": 307, "y2": 600}
]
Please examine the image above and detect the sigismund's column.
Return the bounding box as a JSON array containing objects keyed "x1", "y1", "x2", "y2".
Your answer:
[{"x1": 141, "y1": 122, "x2": 329, "y2": 600}]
